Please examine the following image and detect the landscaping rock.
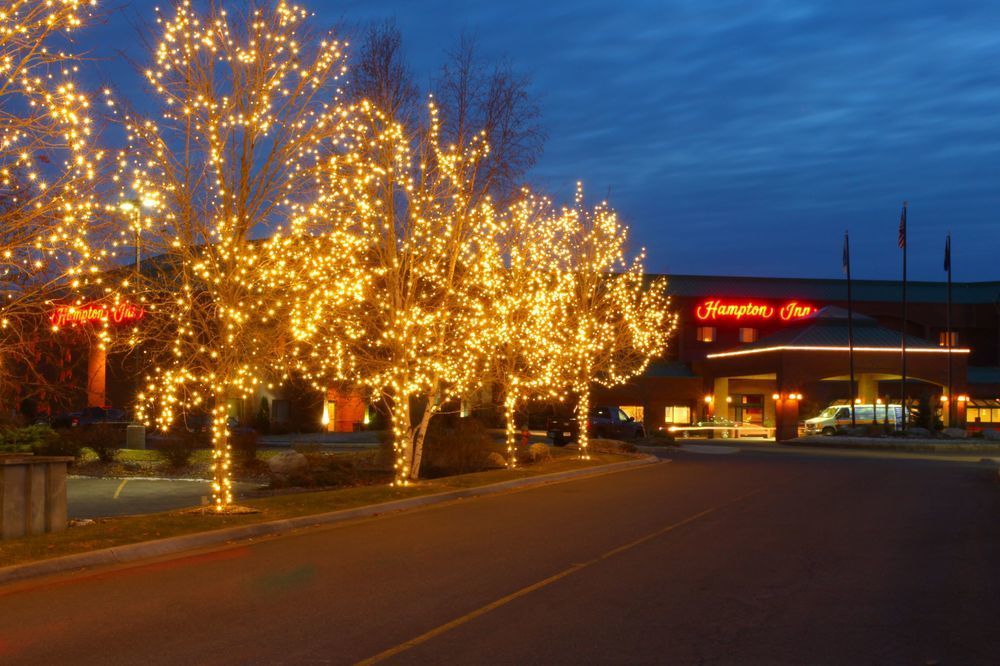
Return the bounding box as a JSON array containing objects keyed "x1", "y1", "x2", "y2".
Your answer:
[
  {"x1": 486, "y1": 452, "x2": 507, "y2": 468},
  {"x1": 528, "y1": 442, "x2": 551, "y2": 463},
  {"x1": 942, "y1": 427, "x2": 968, "y2": 439},
  {"x1": 983, "y1": 429, "x2": 1000, "y2": 441},
  {"x1": 267, "y1": 450, "x2": 308, "y2": 478}
]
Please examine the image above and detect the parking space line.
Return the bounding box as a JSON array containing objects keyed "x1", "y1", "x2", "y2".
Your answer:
[{"x1": 112, "y1": 479, "x2": 129, "y2": 499}]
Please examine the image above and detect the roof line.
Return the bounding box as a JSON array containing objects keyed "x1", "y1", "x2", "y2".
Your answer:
[{"x1": 707, "y1": 345, "x2": 972, "y2": 359}]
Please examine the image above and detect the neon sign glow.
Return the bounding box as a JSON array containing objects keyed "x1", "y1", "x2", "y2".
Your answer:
[
  {"x1": 49, "y1": 301, "x2": 145, "y2": 328},
  {"x1": 695, "y1": 299, "x2": 815, "y2": 322}
]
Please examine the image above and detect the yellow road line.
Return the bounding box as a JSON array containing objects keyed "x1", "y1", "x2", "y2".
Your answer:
[
  {"x1": 355, "y1": 488, "x2": 763, "y2": 666},
  {"x1": 112, "y1": 479, "x2": 129, "y2": 499}
]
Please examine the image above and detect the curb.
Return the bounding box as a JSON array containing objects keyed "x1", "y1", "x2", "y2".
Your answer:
[
  {"x1": 0, "y1": 455, "x2": 659, "y2": 587},
  {"x1": 789, "y1": 437, "x2": 1000, "y2": 453}
]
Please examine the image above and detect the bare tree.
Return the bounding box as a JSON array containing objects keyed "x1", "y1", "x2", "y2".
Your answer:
[
  {"x1": 349, "y1": 19, "x2": 418, "y2": 124},
  {"x1": 435, "y1": 34, "x2": 544, "y2": 205}
]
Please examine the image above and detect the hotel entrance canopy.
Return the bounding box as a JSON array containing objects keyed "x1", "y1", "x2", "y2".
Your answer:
[
  {"x1": 697, "y1": 306, "x2": 969, "y2": 401},
  {"x1": 695, "y1": 306, "x2": 970, "y2": 439}
]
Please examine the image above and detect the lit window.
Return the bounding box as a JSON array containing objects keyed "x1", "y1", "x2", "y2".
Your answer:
[
  {"x1": 739, "y1": 327, "x2": 758, "y2": 343},
  {"x1": 664, "y1": 405, "x2": 692, "y2": 424},
  {"x1": 620, "y1": 405, "x2": 644, "y2": 422},
  {"x1": 939, "y1": 331, "x2": 958, "y2": 346},
  {"x1": 696, "y1": 326, "x2": 716, "y2": 343},
  {"x1": 967, "y1": 407, "x2": 980, "y2": 422}
]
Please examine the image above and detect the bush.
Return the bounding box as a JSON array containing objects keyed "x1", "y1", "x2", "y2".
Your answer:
[
  {"x1": 230, "y1": 427, "x2": 259, "y2": 463},
  {"x1": 158, "y1": 432, "x2": 204, "y2": 468},
  {"x1": 527, "y1": 442, "x2": 551, "y2": 463},
  {"x1": 421, "y1": 416, "x2": 496, "y2": 476},
  {"x1": 62, "y1": 424, "x2": 124, "y2": 463},
  {"x1": 0, "y1": 424, "x2": 62, "y2": 453}
]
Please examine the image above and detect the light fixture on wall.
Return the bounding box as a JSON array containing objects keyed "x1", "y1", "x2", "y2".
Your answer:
[{"x1": 320, "y1": 402, "x2": 330, "y2": 427}]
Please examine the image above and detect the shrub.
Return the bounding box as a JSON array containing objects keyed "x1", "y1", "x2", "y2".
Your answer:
[
  {"x1": 421, "y1": 416, "x2": 495, "y2": 476},
  {"x1": 159, "y1": 432, "x2": 204, "y2": 468},
  {"x1": 0, "y1": 424, "x2": 61, "y2": 452},
  {"x1": 527, "y1": 442, "x2": 551, "y2": 463},
  {"x1": 62, "y1": 424, "x2": 124, "y2": 463},
  {"x1": 230, "y1": 426, "x2": 259, "y2": 463},
  {"x1": 486, "y1": 451, "x2": 507, "y2": 468}
]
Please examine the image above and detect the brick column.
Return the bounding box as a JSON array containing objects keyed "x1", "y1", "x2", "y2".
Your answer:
[{"x1": 87, "y1": 341, "x2": 106, "y2": 408}]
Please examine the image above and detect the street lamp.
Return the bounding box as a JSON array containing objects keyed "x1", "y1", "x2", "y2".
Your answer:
[{"x1": 119, "y1": 197, "x2": 156, "y2": 274}]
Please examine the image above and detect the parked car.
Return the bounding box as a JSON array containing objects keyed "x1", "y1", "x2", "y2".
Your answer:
[
  {"x1": 547, "y1": 405, "x2": 645, "y2": 446},
  {"x1": 50, "y1": 406, "x2": 130, "y2": 428}
]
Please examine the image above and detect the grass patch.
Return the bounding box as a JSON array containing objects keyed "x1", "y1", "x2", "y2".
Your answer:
[{"x1": 0, "y1": 450, "x2": 632, "y2": 568}]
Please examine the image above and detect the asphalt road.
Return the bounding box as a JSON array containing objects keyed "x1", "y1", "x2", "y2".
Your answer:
[{"x1": 4, "y1": 448, "x2": 999, "y2": 665}]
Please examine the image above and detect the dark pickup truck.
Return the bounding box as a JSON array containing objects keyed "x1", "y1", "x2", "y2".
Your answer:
[{"x1": 547, "y1": 406, "x2": 645, "y2": 446}]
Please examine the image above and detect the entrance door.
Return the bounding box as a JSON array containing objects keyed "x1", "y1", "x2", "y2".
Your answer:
[{"x1": 734, "y1": 395, "x2": 764, "y2": 424}]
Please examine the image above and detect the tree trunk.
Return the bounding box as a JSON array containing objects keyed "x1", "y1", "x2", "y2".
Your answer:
[
  {"x1": 503, "y1": 391, "x2": 519, "y2": 468},
  {"x1": 576, "y1": 384, "x2": 591, "y2": 459},
  {"x1": 390, "y1": 395, "x2": 413, "y2": 486},
  {"x1": 410, "y1": 399, "x2": 437, "y2": 480},
  {"x1": 210, "y1": 396, "x2": 234, "y2": 509}
]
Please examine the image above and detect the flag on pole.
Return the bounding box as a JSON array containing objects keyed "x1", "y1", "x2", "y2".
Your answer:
[
  {"x1": 898, "y1": 203, "x2": 907, "y2": 249},
  {"x1": 944, "y1": 234, "x2": 951, "y2": 272},
  {"x1": 842, "y1": 231, "x2": 850, "y2": 275}
]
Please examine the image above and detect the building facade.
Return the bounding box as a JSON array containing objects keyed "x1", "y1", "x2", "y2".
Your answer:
[{"x1": 593, "y1": 275, "x2": 1000, "y2": 439}]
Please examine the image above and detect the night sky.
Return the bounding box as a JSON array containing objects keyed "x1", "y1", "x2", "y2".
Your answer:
[{"x1": 86, "y1": 1, "x2": 1000, "y2": 281}]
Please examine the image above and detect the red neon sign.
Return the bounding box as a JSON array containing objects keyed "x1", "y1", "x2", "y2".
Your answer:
[
  {"x1": 695, "y1": 299, "x2": 815, "y2": 322},
  {"x1": 49, "y1": 301, "x2": 145, "y2": 328}
]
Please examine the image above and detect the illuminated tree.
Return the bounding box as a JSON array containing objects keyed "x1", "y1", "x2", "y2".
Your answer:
[
  {"x1": 110, "y1": 0, "x2": 357, "y2": 510},
  {"x1": 481, "y1": 191, "x2": 573, "y2": 467},
  {"x1": 287, "y1": 97, "x2": 495, "y2": 485},
  {"x1": 285, "y1": 27, "x2": 542, "y2": 485},
  {"x1": 0, "y1": 0, "x2": 103, "y2": 408},
  {"x1": 558, "y1": 186, "x2": 677, "y2": 457}
]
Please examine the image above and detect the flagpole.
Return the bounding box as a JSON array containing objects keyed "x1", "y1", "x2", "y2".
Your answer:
[
  {"x1": 845, "y1": 231, "x2": 856, "y2": 428},
  {"x1": 946, "y1": 232, "x2": 953, "y2": 426},
  {"x1": 900, "y1": 201, "x2": 908, "y2": 432}
]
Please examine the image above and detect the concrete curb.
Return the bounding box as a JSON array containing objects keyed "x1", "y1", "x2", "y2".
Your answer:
[
  {"x1": 789, "y1": 437, "x2": 1000, "y2": 453},
  {"x1": 0, "y1": 455, "x2": 659, "y2": 587}
]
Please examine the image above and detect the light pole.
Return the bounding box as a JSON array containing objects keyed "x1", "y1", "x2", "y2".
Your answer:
[{"x1": 119, "y1": 197, "x2": 156, "y2": 275}]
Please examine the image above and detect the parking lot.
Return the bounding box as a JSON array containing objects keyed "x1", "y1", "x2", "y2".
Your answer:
[{"x1": 68, "y1": 477, "x2": 262, "y2": 519}]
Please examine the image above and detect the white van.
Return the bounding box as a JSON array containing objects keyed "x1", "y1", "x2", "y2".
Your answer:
[{"x1": 804, "y1": 403, "x2": 903, "y2": 435}]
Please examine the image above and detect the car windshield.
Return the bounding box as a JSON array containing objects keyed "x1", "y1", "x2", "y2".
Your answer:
[{"x1": 817, "y1": 407, "x2": 840, "y2": 418}]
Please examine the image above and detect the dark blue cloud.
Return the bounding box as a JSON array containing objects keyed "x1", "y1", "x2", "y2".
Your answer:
[{"x1": 89, "y1": 0, "x2": 1000, "y2": 280}]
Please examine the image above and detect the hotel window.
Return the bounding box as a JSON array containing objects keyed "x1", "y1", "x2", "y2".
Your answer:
[
  {"x1": 938, "y1": 331, "x2": 958, "y2": 347},
  {"x1": 969, "y1": 407, "x2": 1000, "y2": 423},
  {"x1": 664, "y1": 405, "x2": 692, "y2": 424},
  {"x1": 739, "y1": 327, "x2": 758, "y2": 343},
  {"x1": 696, "y1": 326, "x2": 716, "y2": 343}
]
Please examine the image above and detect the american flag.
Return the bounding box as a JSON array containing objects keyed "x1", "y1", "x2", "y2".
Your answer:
[{"x1": 898, "y1": 203, "x2": 907, "y2": 249}]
